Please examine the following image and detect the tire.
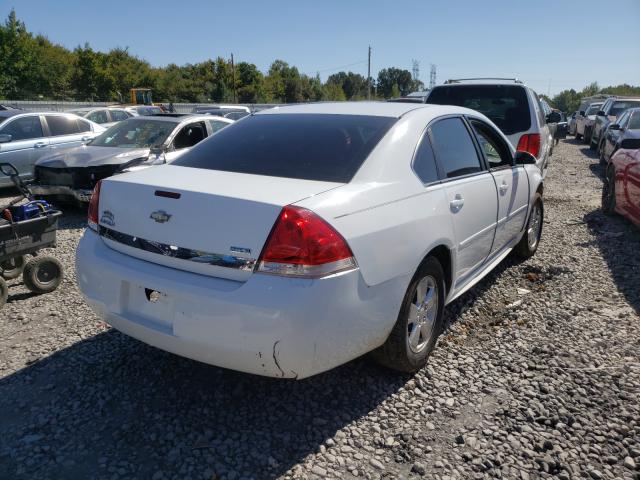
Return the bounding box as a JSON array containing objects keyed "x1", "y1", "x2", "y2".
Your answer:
[
  {"x1": 583, "y1": 127, "x2": 591, "y2": 144},
  {"x1": 589, "y1": 136, "x2": 597, "y2": 150},
  {"x1": 599, "y1": 144, "x2": 607, "y2": 165},
  {"x1": 374, "y1": 257, "x2": 446, "y2": 373},
  {"x1": 22, "y1": 256, "x2": 63, "y2": 294},
  {"x1": 576, "y1": 131, "x2": 582, "y2": 140},
  {"x1": 515, "y1": 195, "x2": 543, "y2": 258},
  {"x1": 0, "y1": 277, "x2": 7, "y2": 309},
  {"x1": 602, "y1": 167, "x2": 616, "y2": 215},
  {"x1": 1, "y1": 255, "x2": 25, "y2": 280}
]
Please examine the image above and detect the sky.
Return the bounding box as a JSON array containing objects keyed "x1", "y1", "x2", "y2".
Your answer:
[{"x1": 1, "y1": 0, "x2": 639, "y2": 96}]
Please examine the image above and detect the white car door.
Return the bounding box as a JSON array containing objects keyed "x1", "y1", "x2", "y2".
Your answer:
[
  {"x1": 469, "y1": 118, "x2": 529, "y2": 254},
  {"x1": 428, "y1": 117, "x2": 498, "y2": 285},
  {"x1": 45, "y1": 114, "x2": 92, "y2": 152}
]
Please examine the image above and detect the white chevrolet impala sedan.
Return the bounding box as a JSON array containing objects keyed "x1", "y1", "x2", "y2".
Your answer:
[{"x1": 76, "y1": 102, "x2": 544, "y2": 379}]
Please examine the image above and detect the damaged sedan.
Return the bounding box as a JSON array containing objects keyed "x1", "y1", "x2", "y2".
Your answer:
[{"x1": 31, "y1": 114, "x2": 233, "y2": 203}]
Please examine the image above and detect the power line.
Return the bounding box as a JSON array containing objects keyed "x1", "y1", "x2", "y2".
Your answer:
[{"x1": 368, "y1": 46, "x2": 372, "y2": 100}]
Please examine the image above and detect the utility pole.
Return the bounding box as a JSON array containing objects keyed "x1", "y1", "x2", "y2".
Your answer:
[
  {"x1": 412, "y1": 59, "x2": 420, "y2": 82},
  {"x1": 429, "y1": 64, "x2": 436, "y2": 90},
  {"x1": 367, "y1": 45, "x2": 372, "y2": 100},
  {"x1": 231, "y1": 53, "x2": 237, "y2": 103}
]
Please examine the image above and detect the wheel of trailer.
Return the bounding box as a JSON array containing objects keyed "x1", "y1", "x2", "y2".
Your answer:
[
  {"x1": 0, "y1": 277, "x2": 7, "y2": 308},
  {"x1": 1, "y1": 255, "x2": 25, "y2": 280},
  {"x1": 22, "y1": 256, "x2": 63, "y2": 294}
]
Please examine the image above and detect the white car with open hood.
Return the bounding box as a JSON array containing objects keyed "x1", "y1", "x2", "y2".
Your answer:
[{"x1": 76, "y1": 102, "x2": 544, "y2": 379}]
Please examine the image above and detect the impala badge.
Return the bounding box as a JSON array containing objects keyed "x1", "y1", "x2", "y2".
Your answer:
[{"x1": 150, "y1": 210, "x2": 172, "y2": 224}]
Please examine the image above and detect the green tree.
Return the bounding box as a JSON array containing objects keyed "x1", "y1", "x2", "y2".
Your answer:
[
  {"x1": 376, "y1": 68, "x2": 413, "y2": 98},
  {"x1": 0, "y1": 10, "x2": 35, "y2": 98},
  {"x1": 71, "y1": 44, "x2": 100, "y2": 100}
]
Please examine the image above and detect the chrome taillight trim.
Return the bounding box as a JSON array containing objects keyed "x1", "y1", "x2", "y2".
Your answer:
[
  {"x1": 99, "y1": 226, "x2": 257, "y2": 271},
  {"x1": 257, "y1": 257, "x2": 358, "y2": 279}
]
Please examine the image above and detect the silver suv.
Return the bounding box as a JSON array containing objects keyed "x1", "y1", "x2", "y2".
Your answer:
[
  {"x1": 0, "y1": 111, "x2": 105, "y2": 188},
  {"x1": 426, "y1": 78, "x2": 552, "y2": 176}
]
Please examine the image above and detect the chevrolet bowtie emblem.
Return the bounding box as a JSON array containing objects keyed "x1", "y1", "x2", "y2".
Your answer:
[{"x1": 150, "y1": 210, "x2": 172, "y2": 223}]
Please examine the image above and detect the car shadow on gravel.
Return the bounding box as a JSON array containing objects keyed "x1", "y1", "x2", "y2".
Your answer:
[{"x1": 583, "y1": 208, "x2": 640, "y2": 314}]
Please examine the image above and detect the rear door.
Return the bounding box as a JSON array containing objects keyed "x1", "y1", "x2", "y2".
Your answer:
[
  {"x1": 44, "y1": 114, "x2": 90, "y2": 151},
  {"x1": 0, "y1": 114, "x2": 48, "y2": 182},
  {"x1": 428, "y1": 116, "x2": 498, "y2": 284},
  {"x1": 469, "y1": 118, "x2": 529, "y2": 254}
]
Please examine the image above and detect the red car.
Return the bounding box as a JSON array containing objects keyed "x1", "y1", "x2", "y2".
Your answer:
[{"x1": 602, "y1": 140, "x2": 640, "y2": 227}]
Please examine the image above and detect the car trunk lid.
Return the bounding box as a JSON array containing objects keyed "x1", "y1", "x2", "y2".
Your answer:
[{"x1": 97, "y1": 165, "x2": 343, "y2": 281}]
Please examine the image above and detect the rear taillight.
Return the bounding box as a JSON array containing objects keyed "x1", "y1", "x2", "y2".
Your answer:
[
  {"x1": 257, "y1": 205, "x2": 357, "y2": 278},
  {"x1": 87, "y1": 180, "x2": 102, "y2": 232},
  {"x1": 516, "y1": 134, "x2": 541, "y2": 158}
]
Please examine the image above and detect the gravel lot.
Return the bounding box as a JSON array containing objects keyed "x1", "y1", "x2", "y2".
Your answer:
[{"x1": 1, "y1": 139, "x2": 639, "y2": 480}]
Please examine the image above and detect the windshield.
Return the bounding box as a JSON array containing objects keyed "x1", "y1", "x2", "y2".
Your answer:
[
  {"x1": 173, "y1": 114, "x2": 396, "y2": 183},
  {"x1": 89, "y1": 119, "x2": 175, "y2": 148},
  {"x1": 427, "y1": 85, "x2": 531, "y2": 135},
  {"x1": 586, "y1": 104, "x2": 602, "y2": 115},
  {"x1": 611, "y1": 101, "x2": 640, "y2": 117}
]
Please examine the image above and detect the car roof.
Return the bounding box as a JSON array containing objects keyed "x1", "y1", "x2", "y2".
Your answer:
[{"x1": 256, "y1": 101, "x2": 434, "y2": 118}]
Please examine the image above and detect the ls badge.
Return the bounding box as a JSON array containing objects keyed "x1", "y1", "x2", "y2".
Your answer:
[{"x1": 150, "y1": 210, "x2": 172, "y2": 224}]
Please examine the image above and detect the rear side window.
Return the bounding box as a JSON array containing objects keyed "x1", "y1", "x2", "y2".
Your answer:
[
  {"x1": 208, "y1": 119, "x2": 229, "y2": 132},
  {"x1": 110, "y1": 110, "x2": 130, "y2": 121},
  {"x1": 412, "y1": 133, "x2": 439, "y2": 184},
  {"x1": 87, "y1": 110, "x2": 109, "y2": 124},
  {"x1": 46, "y1": 115, "x2": 80, "y2": 136},
  {"x1": 429, "y1": 117, "x2": 483, "y2": 178},
  {"x1": 427, "y1": 85, "x2": 531, "y2": 135},
  {"x1": 77, "y1": 119, "x2": 91, "y2": 132},
  {"x1": 0, "y1": 116, "x2": 43, "y2": 140},
  {"x1": 174, "y1": 114, "x2": 396, "y2": 183}
]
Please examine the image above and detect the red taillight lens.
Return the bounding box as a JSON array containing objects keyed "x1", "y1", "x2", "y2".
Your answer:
[
  {"x1": 257, "y1": 205, "x2": 356, "y2": 278},
  {"x1": 516, "y1": 134, "x2": 541, "y2": 158},
  {"x1": 87, "y1": 180, "x2": 102, "y2": 231}
]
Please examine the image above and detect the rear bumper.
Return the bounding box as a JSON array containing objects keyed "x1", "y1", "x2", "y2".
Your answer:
[
  {"x1": 30, "y1": 184, "x2": 93, "y2": 202},
  {"x1": 76, "y1": 230, "x2": 407, "y2": 379}
]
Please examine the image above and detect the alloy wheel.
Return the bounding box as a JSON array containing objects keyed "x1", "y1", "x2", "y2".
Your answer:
[{"x1": 407, "y1": 275, "x2": 438, "y2": 354}]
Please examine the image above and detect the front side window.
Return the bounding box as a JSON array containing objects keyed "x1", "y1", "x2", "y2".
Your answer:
[
  {"x1": 0, "y1": 116, "x2": 43, "y2": 141},
  {"x1": 628, "y1": 111, "x2": 640, "y2": 130},
  {"x1": 412, "y1": 132, "x2": 439, "y2": 184},
  {"x1": 470, "y1": 120, "x2": 512, "y2": 168},
  {"x1": 173, "y1": 114, "x2": 396, "y2": 183},
  {"x1": 46, "y1": 115, "x2": 80, "y2": 136},
  {"x1": 89, "y1": 119, "x2": 176, "y2": 148},
  {"x1": 429, "y1": 117, "x2": 483, "y2": 178},
  {"x1": 87, "y1": 110, "x2": 109, "y2": 124},
  {"x1": 173, "y1": 122, "x2": 206, "y2": 150}
]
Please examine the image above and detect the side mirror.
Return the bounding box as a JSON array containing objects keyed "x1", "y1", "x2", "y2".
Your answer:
[
  {"x1": 597, "y1": 110, "x2": 606, "y2": 116},
  {"x1": 0, "y1": 134, "x2": 12, "y2": 144},
  {"x1": 579, "y1": 111, "x2": 585, "y2": 116},
  {"x1": 515, "y1": 151, "x2": 537, "y2": 165},
  {"x1": 149, "y1": 144, "x2": 169, "y2": 155},
  {"x1": 609, "y1": 123, "x2": 620, "y2": 130}
]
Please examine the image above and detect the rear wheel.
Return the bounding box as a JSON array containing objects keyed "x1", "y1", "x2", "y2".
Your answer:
[
  {"x1": 583, "y1": 127, "x2": 591, "y2": 144},
  {"x1": 599, "y1": 144, "x2": 607, "y2": 165},
  {"x1": 22, "y1": 256, "x2": 63, "y2": 294},
  {"x1": 589, "y1": 136, "x2": 597, "y2": 150},
  {"x1": 374, "y1": 257, "x2": 445, "y2": 373},
  {"x1": 1, "y1": 255, "x2": 25, "y2": 280},
  {"x1": 602, "y1": 167, "x2": 616, "y2": 215},
  {"x1": 0, "y1": 277, "x2": 7, "y2": 309},
  {"x1": 515, "y1": 195, "x2": 543, "y2": 258},
  {"x1": 576, "y1": 131, "x2": 582, "y2": 140}
]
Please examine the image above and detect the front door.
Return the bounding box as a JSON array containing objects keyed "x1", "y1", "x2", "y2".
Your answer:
[
  {"x1": 469, "y1": 118, "x2": 530, "y2": 254},
  {"x1": 44, "y1": 114, "x2": 87, "y2": 152},
  {"x1": 428, "y1": 117, "x2": 498, "y2": 284}
]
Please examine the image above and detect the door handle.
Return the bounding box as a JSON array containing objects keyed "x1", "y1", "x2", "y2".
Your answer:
[
  {"x1": 449, "y1": 194, "x2": 464, "y2": 211},
  {"x1": 499, "y1": 182, "x2": 509, "y2": 194},
  {"x1": 34, "y1": 142, "x2": 47, "y2": 149}
]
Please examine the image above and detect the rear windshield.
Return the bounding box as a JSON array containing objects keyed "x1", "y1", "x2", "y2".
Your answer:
[
  {"x1": 89, "y1": 119, "x2": 176, "y2": 148},
  {"x1": 611, "y1": 101, "x2": 640, "y2": 117},
  {"x1": 427, "y1": 85, "x2": 531, "y2": 135},
  {"x1": 173, "y1": 113, "x2": 396, "y2": 182}
]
